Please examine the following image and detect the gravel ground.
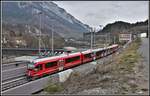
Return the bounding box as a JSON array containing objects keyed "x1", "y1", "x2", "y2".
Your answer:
[
  {"x1": 75, "y1": 38, "x2": 149, "y2": 95},
  {"x1": 138, "y1": 38, "x2": 149, "y2": 79},
  {"x1": 135, "y1": 38, "x2": 149, "y2": 94}
]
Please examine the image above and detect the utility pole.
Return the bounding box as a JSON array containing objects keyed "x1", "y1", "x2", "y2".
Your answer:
[
  {"x1": 109, "y1": 33, "x2": 111, "y2": 44},
  {"x1": 90, "y1": 28, "x2": 93, "y2": 49},
  {"x1": 93, "y1": 28, "x2": 96, "y2": 48},
  {"x1": 38, "y1": 12, "x2": 42, "y2": 56},
  {"x1": 114, "y1": 35, "x2": 116, "y2": 44},
  {"x1": 105, "y1": 33, "x2": 107, "y2": 48},
  {"x1": 51, "y1": 25, "x2": 54, "y2": 55}
]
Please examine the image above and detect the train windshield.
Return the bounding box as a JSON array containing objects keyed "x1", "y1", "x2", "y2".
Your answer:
[{"x1": 27, "y1": 62, "x2": 35, "y2": 69}]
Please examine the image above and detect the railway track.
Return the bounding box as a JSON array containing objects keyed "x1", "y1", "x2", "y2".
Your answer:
[
  {"x1": 2, "y1": 66, "x2": 27, "y2": 81},
  {"x1": 2, "y1": 61, "x2": 28, "y2": 71},
  {"x1": 2, "y1": 75, "x2": 26, "y2": 83},
  {"x1": 2, "y1": 61, "x2": 25, "y2": 65},
  {"x1": 2, "y1": 76, "x2": 28, "y2": 91}
]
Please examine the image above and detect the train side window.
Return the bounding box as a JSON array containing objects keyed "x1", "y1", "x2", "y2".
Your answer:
[
  {"x1": 66, "y1": 56, "x2": 80, "y2": 63},
  {"x1": 45, "y1": 61, "x2": 57, "y2": 68},
  {"x1": 35, "y1": 64, "x2": 42, "y2": 71},
  {"x1": 96, "y1": 51, "x2": 102, "y2": 56},
  {"x1": 84, "y1": 53, "x2": 92, "y2": 58}
]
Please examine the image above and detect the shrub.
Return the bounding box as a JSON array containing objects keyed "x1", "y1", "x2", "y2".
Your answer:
[{"x1": 44, "y1": 83, "x2": 63, "y2": 94}]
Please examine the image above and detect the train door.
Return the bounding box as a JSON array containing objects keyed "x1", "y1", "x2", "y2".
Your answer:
[
  {"x1": 58, "y1": 59, "x2": 64, "y2": 71},
  {"x1": 35, "y1": 64, "x2": 42, "y2": 72},
  {"x1": 92, "y1": 52, "x2": 96, "y2": 60},
  {"x1": 105, "y1": 49, "x2": 107, "y2": 56},
  {"x1": 33, "y1": 64, "x2": 43, "y2": 79}
]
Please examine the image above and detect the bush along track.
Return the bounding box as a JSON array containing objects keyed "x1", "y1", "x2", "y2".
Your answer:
[
  {"x1": 44, "y1": 82, "x2": 63, "y2": 94},
  {"x1": 43, "y1": 38, "x2": 148, "y2": 95}
]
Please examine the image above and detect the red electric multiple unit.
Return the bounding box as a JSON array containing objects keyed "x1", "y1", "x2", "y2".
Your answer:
[{"x1": 26, "y1": 44, "x2": 119, "y2": 80}]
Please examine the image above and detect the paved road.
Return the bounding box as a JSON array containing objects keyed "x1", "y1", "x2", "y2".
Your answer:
[{"x1": 138, "y1": 38, "x2": 149, "y2": 79}]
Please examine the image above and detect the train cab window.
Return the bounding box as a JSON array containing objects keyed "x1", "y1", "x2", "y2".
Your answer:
[
  {"x1": 35, "y1": 64, "x2": 42, "y2": 71},
  {"x1": 66, "y1": 56, "x2": 80, "y2": 63},
  {"x1": 45, "y1": 61, "x2": 57, "y2": 68},
  {"x1": 27, "y1": 62, "x2": 35, "y2": 69}
]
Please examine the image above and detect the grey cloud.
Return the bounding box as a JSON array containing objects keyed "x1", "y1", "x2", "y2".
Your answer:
[{"x1": 54, "y1": 1, "x2": 148, "y2": 28}]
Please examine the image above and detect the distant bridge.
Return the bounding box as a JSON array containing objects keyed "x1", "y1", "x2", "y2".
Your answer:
[{"x1": 2, "y1": 48, "x2": 64, "y2": 56}]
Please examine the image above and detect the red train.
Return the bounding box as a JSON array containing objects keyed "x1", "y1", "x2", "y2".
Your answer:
[{"x1": 26, "y1": 44, "x2": 119, "y2": 80}]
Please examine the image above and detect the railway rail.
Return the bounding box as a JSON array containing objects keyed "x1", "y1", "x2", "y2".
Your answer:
[
  {"x1": 2, "y1": 61, "x2": 24, "y2": 65},
  {"x1": 2, "y1": 61, "x2": 28, "y2": 71},
  {"x1": 2, "y1": 75, "x2": 26, "y2": 83},
  {"x1": 2, "y1": 76, "x2": 28, "y2": 91},
  {"x1": 2, "y1": 66, "x2": 27, "y2": 81}
]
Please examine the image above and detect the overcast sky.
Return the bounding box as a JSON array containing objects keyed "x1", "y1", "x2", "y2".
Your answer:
[{"x1": 54, "y1": 1, "x2": 148, "y2": 29}]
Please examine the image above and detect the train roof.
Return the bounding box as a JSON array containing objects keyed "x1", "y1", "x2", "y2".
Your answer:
[
  {"x1": 107, "y1": 44, "x2": 118, "y2": 49},
  {"x1": 30, "y1": 45, "x2": 118, "y2": 64},
  {"x1": 32, "y1": 52, "x2": 81, "y2": 63},
  {"x1": 81, "y1": 49, "x2": 92, "y2": 54},
  {"x1": 92, "y1": 48, "x2": 104, "y2": 52}
]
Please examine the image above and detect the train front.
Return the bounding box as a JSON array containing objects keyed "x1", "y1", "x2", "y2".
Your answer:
[{"x1": 26, "y1": 61, "x2": 36, "y2": 80}]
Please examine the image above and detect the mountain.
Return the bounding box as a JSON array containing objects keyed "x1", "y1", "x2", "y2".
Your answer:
[
  {"x1": 98, "y1": 19, "x2": 148, "y2": 34},
  {"x1": 83, "y1": 20, "x2": 148, "y2": 45},
  {"x1": 2, "y1": 2, "x2": 91, "y2": 48}
]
